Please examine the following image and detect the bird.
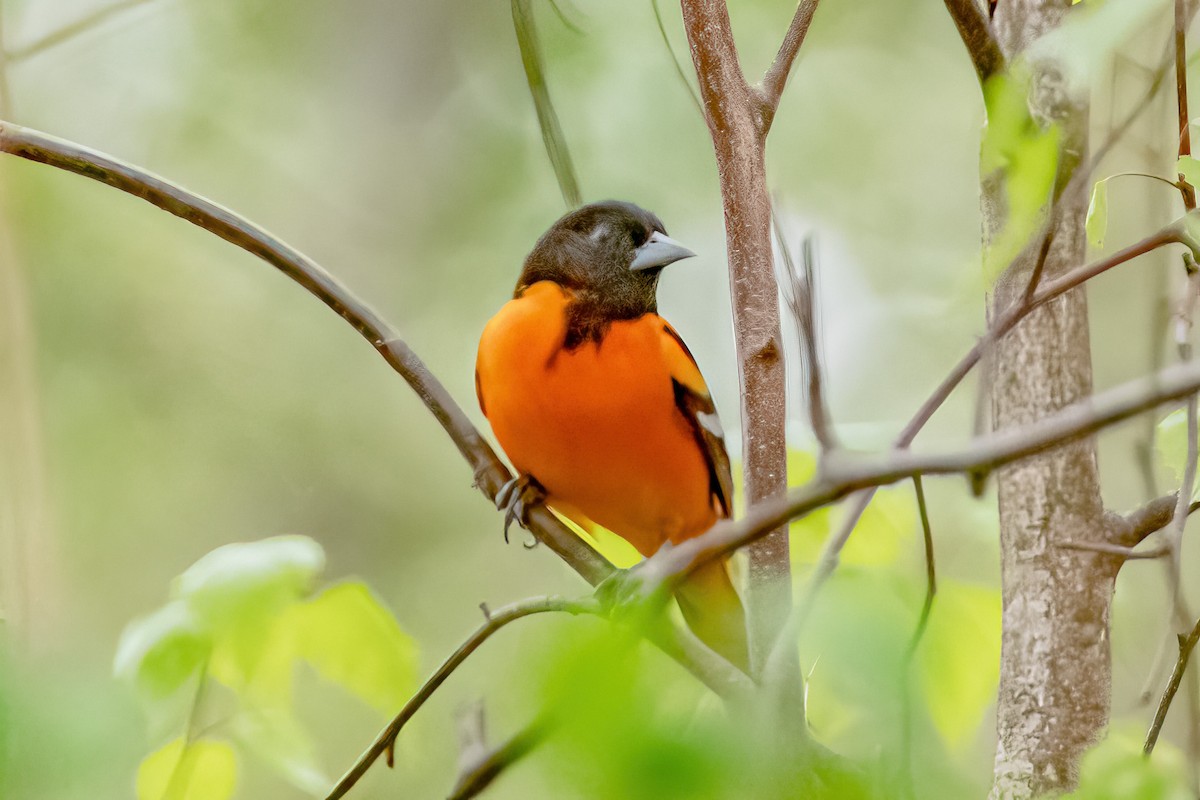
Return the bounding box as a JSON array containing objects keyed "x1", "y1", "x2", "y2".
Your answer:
[{"x1": 474, "y1": 200, "x2": 749, "y2": 672}]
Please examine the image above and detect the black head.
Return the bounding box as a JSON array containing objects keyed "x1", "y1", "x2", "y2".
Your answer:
[{"x1": 517, "y1": 200, "x2": 695, "y2": 318}]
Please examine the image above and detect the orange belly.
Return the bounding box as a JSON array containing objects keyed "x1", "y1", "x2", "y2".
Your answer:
[{"x1": 476, "y1": 282, "x2": 716, "y2": 556}]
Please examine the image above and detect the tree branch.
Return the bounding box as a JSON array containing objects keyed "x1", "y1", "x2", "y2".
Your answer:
[
  {"x1": 0, "y1": 120, "x2": 759, "y2": 708},
  {"x1": 941, "y1": 0, "x2": 1004, "y2": 84},
  {"x1": 1145, "y1": 613, "x2": 1200, "y2": 755},
  {"x1": 0, "y1": 118, "x2": 618, "y2": 584},
  {"x1": 447, "y1": 717, "x2": 547, "y2": 800},
  {"x1": 681, "y1": 0, "x2": 792, "y2": 677},
  {"x1": 758, "y1": 0, "x2": 820, "y2": 129},
  {"x1": 1119, "y1": 492, "x2": 1200, "y2": 547},
  {"x1": 631, "y1": 355, "x2": 1200, "y2": 596},
  {"x1": 787, "y1": 222, "x2": 1191, "y2": 626},
  {"x1": 324, "y1": 597, "x2": 596, "y2": 800}
]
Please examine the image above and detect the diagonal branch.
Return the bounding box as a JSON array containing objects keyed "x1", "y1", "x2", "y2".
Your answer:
[
  {"x1": 941, "y1": 0, "x2": 1004, "y2": 84},
  {"x1": 758, "y1": 0, "x2": 820, "y2": 128},
  {"x1": 324, "y1": 596, "x2": 597, "y2": 800},
  {"x1": 447, "y1": 717, "x2": 548, "y2": 800},
  {"x1": 1145, "y1": 613, "x2": 1200, "y2": 755},
  {"x1": 632, "y1": 355, "x2": 1200, "y2": 597},
  {"x1": 0, "y1": 118, "x2": 615, "y2": 585}
]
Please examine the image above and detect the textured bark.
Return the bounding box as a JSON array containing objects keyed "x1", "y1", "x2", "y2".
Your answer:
[
  {"x1": 681, "y1": 0, "x2": 790, "y2": 675},
  {"x1": 986, "y1": 2, "x2": 1116, "y2": 796}
]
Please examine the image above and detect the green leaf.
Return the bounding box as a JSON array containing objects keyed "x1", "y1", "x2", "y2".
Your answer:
[
  {"x1": 917, "y1": 580, "x2": 1001, "y2": 748},
  {"x1": 981, "y1": 72, "x2": 1061, "y2": 282},
  {"x1": 1085, "y1": 178, "x2": 1108, "y2": 248},
  {"x1": 1155, "y1": 408, "x2": 1197, "y2": 496},
  {"x1": 136, "y1": 738, "x2": 236, "y2": 800},
  {"x1": 175, "y1": 536, "x2": 324, "y2": 685},
  {"x1": 1178, "y1": 156, "x2": 1200, "y2": 189},
  {"x1": 293, "y1": 581, "x2": 418, "y2": 714},
  {"x1": 114, "y1": 601, "x2": 210, "y2": 701}
]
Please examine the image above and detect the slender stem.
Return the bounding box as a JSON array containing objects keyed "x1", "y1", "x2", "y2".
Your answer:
[
  {"x1": 898, "y1": 475, "x2": 936, "y2": 800},
  {"x1": 324, "y1": 597, "x2": 598, "y2": 800},
  {"x1": 759, "y1": 0, "x2": 820, "y2": 128},
  {"x1": 1177, "y1": 0, "x2": 1197, "y2": 208},
  {"x1": 1145, "y1": 615, "x2": 1200, "y2": 754},
  {"x1": 447, "y1": 719, "x2": 548, "y2": 800}
]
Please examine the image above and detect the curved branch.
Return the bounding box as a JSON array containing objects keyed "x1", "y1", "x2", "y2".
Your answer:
[
  {"x1": 325, "y1": 596, "x2": 598, "y2": 800},
  {"x1": 0, "y1": 119, "x2": 615, "y2": 586},
  {"x1": 1121, "y1": 493, "x2": 1200, "y2": 547}
]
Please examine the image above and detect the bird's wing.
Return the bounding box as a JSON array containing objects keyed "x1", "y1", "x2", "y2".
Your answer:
[{"x1": 659, "y1": 320, "x2": 734, "y2": 518}]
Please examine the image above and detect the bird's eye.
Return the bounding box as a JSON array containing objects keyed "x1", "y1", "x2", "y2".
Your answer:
[{"x1": 631, "y1": 228, "x2": 649, "y2": 247}]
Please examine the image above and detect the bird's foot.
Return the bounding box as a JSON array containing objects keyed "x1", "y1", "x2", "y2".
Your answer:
[{"x1": 495, "y1": 473, "x2": 546, "y2": 544}]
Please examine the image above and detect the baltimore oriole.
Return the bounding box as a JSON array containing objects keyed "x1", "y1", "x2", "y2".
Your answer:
[{"x1": 475, "y1": 201, "x2": 749, "y2": 672}]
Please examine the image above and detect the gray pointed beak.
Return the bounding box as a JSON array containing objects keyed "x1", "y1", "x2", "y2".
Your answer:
[{"x1": 630, "y1": 231, "x2": 697, "y2": 272}]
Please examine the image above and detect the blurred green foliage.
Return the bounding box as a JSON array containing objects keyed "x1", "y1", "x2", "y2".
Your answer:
[{"x1": 115, "y1": 536, "x2": 416, "y2": 797}]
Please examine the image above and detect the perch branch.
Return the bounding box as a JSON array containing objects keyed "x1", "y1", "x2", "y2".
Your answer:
[
  {"x1": 0, "y1": 123, "x2": 750, "y2": 770},
  {"x1": 0, "y1": 119, "x2": 616, "y2": 585},
  {"x1": 632, "y1": 355, "x2": 1200, "y2": 597}
]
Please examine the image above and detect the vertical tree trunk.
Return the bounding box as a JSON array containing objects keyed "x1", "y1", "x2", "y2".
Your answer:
[
  {"x1": 681, "y1": 0, "x2": 791, "y2": 675},
  {"x1": 986, "y1": 2, "x2": 1117, "y2": 796}
]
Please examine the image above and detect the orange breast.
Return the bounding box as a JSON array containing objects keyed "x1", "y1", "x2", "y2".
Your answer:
[{"x1": 475, "y1": 281, "x2": 716, "y2": 556}]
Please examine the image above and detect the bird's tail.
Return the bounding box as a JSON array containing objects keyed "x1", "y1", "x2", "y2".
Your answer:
[{"x1": 673, "y1": 559, "x2": 750, "y2": 675}]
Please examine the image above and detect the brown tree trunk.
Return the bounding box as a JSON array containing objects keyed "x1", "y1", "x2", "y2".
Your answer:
[
  {"x1": 986, "y1": 2, "x2": 1117, "y2": 796},
  {"x1": 681, "y1": 0, "x2": 791, "y2": 676}
]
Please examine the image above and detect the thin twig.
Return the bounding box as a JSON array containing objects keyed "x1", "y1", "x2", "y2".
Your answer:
[
  {"x1": 6, "y1": 0, "x2": 158, "y2": 62},
  {"x1": 324, "y1": 597, "x2": 598, "y2": 800},
  {"x1": 941, "y1": 0, "x2": 1005, "y2": 85},
  {"x1": 758, "y1": 0, "x2": 820, "y2": 127},
  {"x1": 1177, "y1": 0, "x2": 1197, "y2": 209},
  {"x1": 511, "y1": 0, "x2": 582, "y2": 208},
  {"x1": 650, "y1": 0, "x2": 703, "y2": 118},
  {"x1": 772, "y1": 210, "x2": 837, "y2": 453},
  {"x1": 1058, "y1": 540, "x2": 1169, "y2": 560},
  {"x1": 447, "y1": 718, "x2": 548, "y2": 800},
  {"x1": 1145, "y1": 614, "x2": 1200, "y2": 754},
  {"x1": 898, "y1": 475, "x2": 936, "y2": 800}
]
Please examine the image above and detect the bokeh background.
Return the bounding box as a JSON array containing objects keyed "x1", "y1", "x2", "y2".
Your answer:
[{"x1": 0, "y1": 0, "x2": 1194, "y2": 797}]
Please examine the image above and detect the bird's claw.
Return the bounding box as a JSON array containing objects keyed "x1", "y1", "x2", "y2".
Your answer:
[{"x1": 495, "y1": 474, "x2": 546, "y2": 544}]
